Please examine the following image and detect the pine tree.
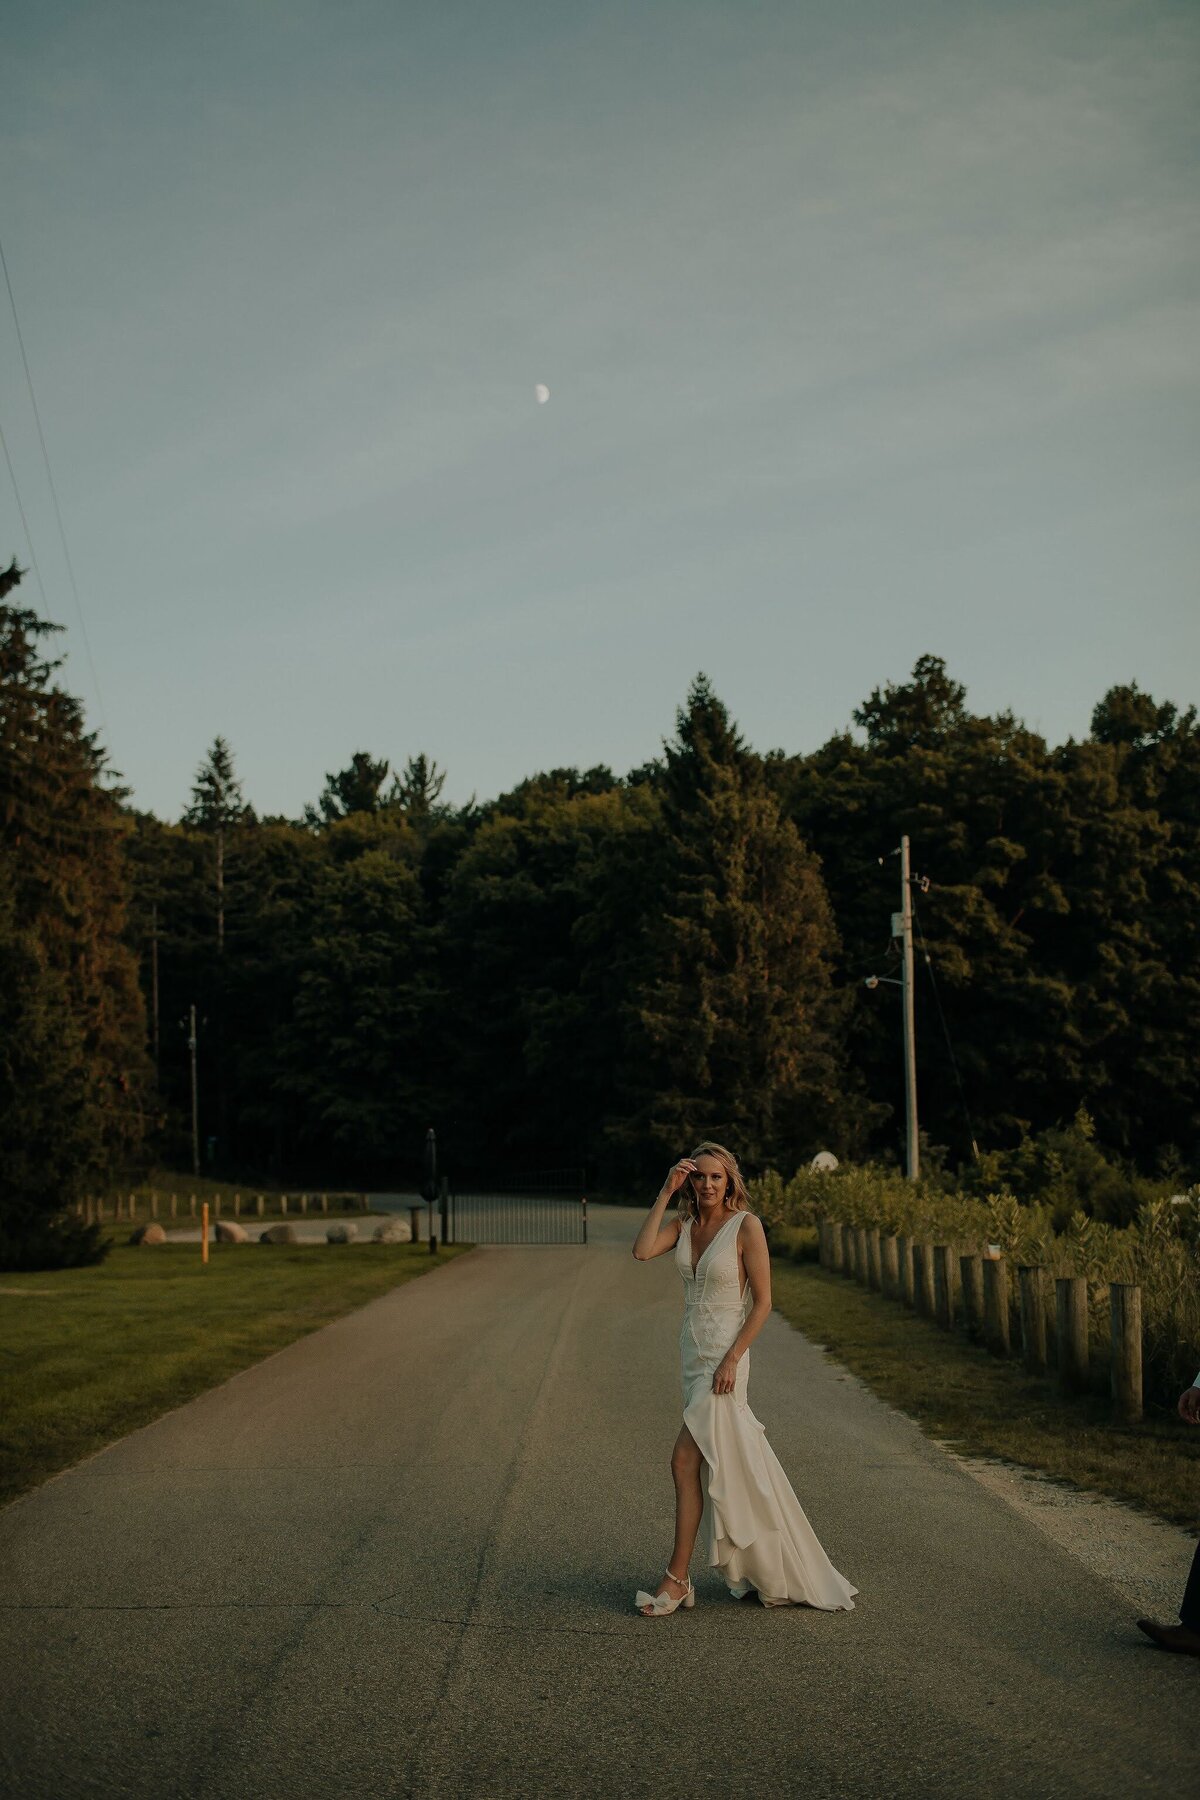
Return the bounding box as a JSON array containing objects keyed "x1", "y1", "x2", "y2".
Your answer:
[
  {"x1": 616, "y1": 675, "x2": 851, "y2": 1172},
  {"x1": 304, "y1": 750, "x2": 391, "y2": 826},
  {"x1": 183, "y1": 735, "x2": 252, "y2": 952},
  {"x1": 0, "y1": 569, "x2": 149, "y2": 1265},
  {"x1": 388, "y1": 752, "x2": 448, "y2": 821}
]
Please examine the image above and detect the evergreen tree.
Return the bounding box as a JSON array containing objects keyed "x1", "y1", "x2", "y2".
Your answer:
[
  {"x1": 388, "y1": 752, "x2": 448, "y2": 820},
  {"x1": 278, "y1": 848, "x2": 429, "y2": 1174},
  {"x1": 0, "y1": 572, "x2": 149, "y2": 1265},
  {"x1": 304, "y1": 750, "x2": 391, "y2": 826},
  {"x1": 183, "y1": 736, "x2": 252, "y2": 952},
  {"x1": 616, "y1": 675, "x2": 854, "y2": 1172}
]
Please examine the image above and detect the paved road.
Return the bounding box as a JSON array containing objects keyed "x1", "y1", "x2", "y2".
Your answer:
[{"x1": 2, "y1": 1206, "x2": 1196, "y2": 1799}]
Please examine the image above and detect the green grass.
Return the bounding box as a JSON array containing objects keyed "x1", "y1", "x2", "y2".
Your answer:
[
  {"x1": 770, "y1": 1261, "x2": 1200, "y2": 1529},
  {"x1": 0, "y1": 1240, "x2": 470, "y2": 1507}
]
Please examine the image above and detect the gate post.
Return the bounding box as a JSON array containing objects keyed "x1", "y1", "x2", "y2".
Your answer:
[{"x1": 440, "y1": 1175, "x2": 450, "y2": 1246}]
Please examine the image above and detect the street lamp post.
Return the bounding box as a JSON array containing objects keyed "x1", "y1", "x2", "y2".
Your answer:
[{"x1": 422, "y1": 1127, "x2": 438, "y2": 1253}]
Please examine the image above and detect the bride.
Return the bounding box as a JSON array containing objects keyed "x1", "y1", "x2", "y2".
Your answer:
[{"x1": 631, "y1": 1141, "x2": 858, "y2": 1616}]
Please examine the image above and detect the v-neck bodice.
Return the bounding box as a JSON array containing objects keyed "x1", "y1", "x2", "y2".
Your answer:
[
  {"x1": 684, "y1": 1209, "x2": 743, "y2": 1281},
  {"x1": 676, "y1": 1210, "x2": 751, "y2": 1362}
]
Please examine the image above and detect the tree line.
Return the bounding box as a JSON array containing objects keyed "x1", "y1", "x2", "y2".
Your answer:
[{"x1": 2, "y1": 560, "x2": 1197, "y2": 1264}]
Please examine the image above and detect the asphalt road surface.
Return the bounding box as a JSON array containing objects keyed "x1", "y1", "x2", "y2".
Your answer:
[{"x1": 2, "y1": 1205, "x2": 1196, "y2": 1799}]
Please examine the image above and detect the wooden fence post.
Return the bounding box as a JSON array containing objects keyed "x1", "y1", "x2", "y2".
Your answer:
[
  {"x1": 914, "y1": 1242, "x2": 936, "y2": 1318},
  {"x1": 828, "y1": 1220, "x2": 844, "y2": 1272},
  {"x1": 881, "y1": 1234, "x2": 899, "y2": 1299},
  {"x1": 932, "y1": 1245, "x2": 957, "y2": 1328},
  {"x1": 840, "y1": 1224, "x2": 855, "y2": 1278},
  {"x1": 281, "y1": 1195, "x2": 289, "y2": 1215},
  {"x1": 170, "y1": 1194, "x2": 177, "y2": 1219},
  {"x1": 959, "y1": 1255, "x2": 984, "y2": 1338},
  {"x1": 214, "y1": 1194, "x2": 222, "y2": 1218},
  {"x1": 234, "y1": 1193, "x2": 241, "y2": 1218},
  {"x1": 897, "y1": 1235, "x2": 915, "y2": 1307},
  {"x1": 854, "y1": 1227, "x2": 869, "y2": 1285},
  {"x1": 321, "y1": 1194, "x2": 329, "y2": 1215},
  {"x1": 982, "y1": 1256, "x2": 1010, "y2": 1356},
  {"x1": 300, "y1": 1194, "x2": 309, "y2": 1215},
  {"x1": 1110, "y1": 1283, "x2": 1143, "y2": 1424},
  {"x1": 866, "y1": 1229, "x2": 882, "y2": 1292},
  {"x1": 1056, "y1": 1277, "x2": 1089, "y2": 1395},
  {"x1": 257, "y1": 1194, "x2": 265, "y2": 1218},
  {"x1": 1017, "y1": 1266, "x2": 1048, "y2": 1372},
  {"x1": 150, "y1": 1192, "x2": 158, "y2": 1220},
  {"x1": 189, "y1": 1194, "x2": 196, "y2": 1218}
]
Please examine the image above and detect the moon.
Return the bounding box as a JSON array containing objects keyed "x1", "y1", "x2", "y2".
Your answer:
[{"x1": 534, "y1": 383, "x2": 550, "y2": 404}]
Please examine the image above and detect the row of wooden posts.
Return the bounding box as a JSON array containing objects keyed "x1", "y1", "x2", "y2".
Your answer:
[
  {"x1": 77, "y1": 1192, "x2": 369, "y2": 1225},
  {"x1": 817, "y1": 1218, "x2": 1144, "y2": 1424}
]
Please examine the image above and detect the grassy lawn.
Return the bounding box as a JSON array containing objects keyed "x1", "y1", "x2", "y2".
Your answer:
[
  {"x1": 771, "y1": 1261, "x2": 1200, "y2": 1529},
  {"x1": 0, "y1": 1240, "x2": 470, "y2": 1507}
]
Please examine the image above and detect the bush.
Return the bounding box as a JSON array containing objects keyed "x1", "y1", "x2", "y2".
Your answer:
[{"x1": 748, "y1": 1158, "x2": 1200, "y2": 1407}]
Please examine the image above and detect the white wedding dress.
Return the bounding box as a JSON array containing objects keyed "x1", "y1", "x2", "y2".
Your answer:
[{"x1": 677, "y1": 1210, "x2": 857, "y2": 1609}]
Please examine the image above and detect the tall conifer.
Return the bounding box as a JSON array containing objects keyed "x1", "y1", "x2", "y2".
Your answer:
[
  {"x1": 618, "y1": 675, "x2": 850, "y2": 1171},
  {"x1": 0, "y1": 568, "x2": 149, "y2": 1266}
]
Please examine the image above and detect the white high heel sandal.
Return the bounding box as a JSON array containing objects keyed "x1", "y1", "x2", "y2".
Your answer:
[{"x1": 634, "y1": 1568, "x2": 695, "y2": 1616}]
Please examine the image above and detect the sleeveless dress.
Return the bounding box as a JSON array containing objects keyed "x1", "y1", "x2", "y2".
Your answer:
[{"x1": 678, "y1": 1210, "x2": 858, "y2": 1609}]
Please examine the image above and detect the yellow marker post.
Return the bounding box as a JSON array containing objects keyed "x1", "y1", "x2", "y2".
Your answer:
[{"x1": 201, "y1": 1201, "x2": 209, "y2": 1265}]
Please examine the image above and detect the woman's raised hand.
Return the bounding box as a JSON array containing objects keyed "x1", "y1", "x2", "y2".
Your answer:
[{"x1": 661, "y1": 1159, "x2": 697, "y2": 1199}]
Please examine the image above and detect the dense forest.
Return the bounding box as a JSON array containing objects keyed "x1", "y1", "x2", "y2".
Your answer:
[{"x1": 3, "y1": 560, "x2": 1198, "y2": 1263}]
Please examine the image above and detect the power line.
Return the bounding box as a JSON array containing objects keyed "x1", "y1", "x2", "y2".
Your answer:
[
  {"x1": 0, "y1": 410, "x2": 49, "y2": 607},
  {"x1": 0, "y1": 232, "x2": 106, "y2": 731}
]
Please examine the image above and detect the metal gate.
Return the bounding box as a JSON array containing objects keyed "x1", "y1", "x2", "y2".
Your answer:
[{"x1": 445, "y1": 1168, "x2": 587, "y2": 1245}]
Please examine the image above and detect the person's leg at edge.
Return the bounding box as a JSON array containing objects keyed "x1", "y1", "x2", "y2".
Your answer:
[
  {"x1": 640, "y1": 1425, "x2": 703, "y2": 1615},
  {"x1": 1136, "y1": 1535, "x2": 1200, "y2": 1653},
  {"x1": 1180, "y1": 1535, "x2": 1200, "y2": 1631}
]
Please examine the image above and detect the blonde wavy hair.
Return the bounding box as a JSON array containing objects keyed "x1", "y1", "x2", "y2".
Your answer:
[{"x1": 675, "y1": 1140, "x2": 751, "y2": 1223}]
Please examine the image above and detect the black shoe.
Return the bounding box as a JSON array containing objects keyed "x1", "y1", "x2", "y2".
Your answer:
[{"x1": 1136, "y1": 1618, "x2": 1200, "y2": 1656}]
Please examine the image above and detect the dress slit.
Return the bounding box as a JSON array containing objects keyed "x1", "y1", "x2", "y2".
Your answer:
[{"x1": 677, "y1": 1212, "x2": 857, "y2": 1610}]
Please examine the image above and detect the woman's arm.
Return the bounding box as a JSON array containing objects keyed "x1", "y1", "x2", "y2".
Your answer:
[
  {"x1": 631, "y1": 1161, "x2": 694, "y2": 1259},
  {"x1": 712, "y1": 1215, "x2": 772, "y2": 1393}
]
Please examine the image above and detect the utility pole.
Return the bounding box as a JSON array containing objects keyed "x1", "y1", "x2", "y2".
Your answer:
[
  {"x1": 867, "y1": 837, "x2": 924, "y2": 1180},
  {"x1": 188, "y1": 1004, "x2": 200, "y2": 1177},
  {"x1": 899, "y1": 835, "x2": 919, "y2": 1181}
]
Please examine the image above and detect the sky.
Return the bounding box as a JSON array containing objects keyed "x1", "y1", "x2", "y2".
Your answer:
[{"x1": 3, "y1": 0, "x2": 1198, "y2": 820}]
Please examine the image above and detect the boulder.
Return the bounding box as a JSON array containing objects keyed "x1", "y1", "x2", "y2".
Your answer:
[
  {"x1": 326, "y1": 1222, "x2": 358, "y2": 1244},
  {"x1": 259, "y1": 1223, "x2": 300, "y2": 1245},
  {"x1": 214, "y1": 1220, "x2": 249, "y2": 1243},
  {"x1": 373, "y1": 1219, "x2": 413, "y2": 1244},
  {"x1": 129, "y1": 1221, "x2": 167, "y2": 1246}
]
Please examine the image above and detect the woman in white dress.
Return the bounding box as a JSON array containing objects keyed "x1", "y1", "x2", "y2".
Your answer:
[{"x1": 632, "y1": 1141, "x2": 857, "y2": 1617}]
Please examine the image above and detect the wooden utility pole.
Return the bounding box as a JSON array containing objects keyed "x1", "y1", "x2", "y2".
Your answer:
[{"x1": 899, "y1": 834, "x2": 919, "y2": 1180}]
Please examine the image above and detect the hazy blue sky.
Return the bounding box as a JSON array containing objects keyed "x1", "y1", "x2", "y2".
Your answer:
[{"x1": 3, "y1": 0, "x2": 1197, "y2": 819}]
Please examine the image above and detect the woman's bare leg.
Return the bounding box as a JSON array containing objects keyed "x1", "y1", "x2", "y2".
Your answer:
[{"x1": 639, "y1": 1424, "x2": 703, "y2": 1614}]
